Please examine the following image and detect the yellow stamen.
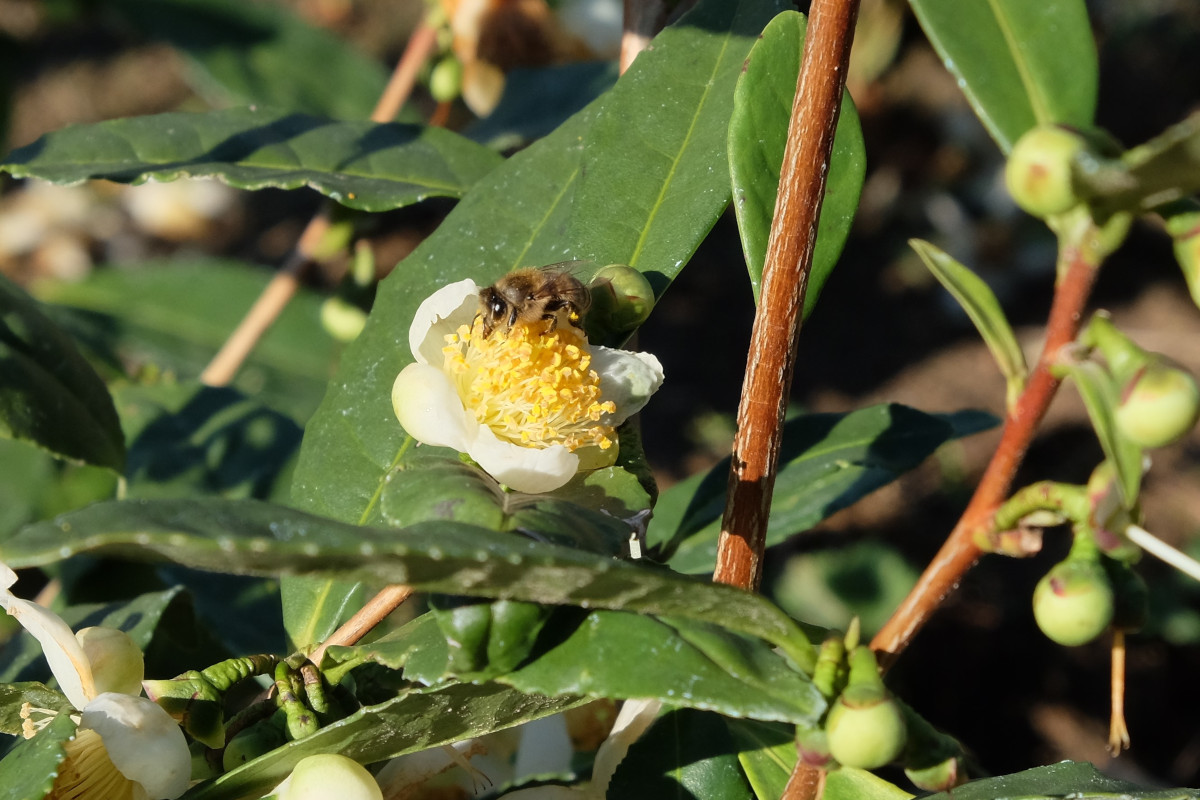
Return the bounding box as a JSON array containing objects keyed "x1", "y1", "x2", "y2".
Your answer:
[
  {"x1": 443, "y1": 318, "x2": 617, "y2": 452},
  {"x1": 47, "y1": 728, "x2": 141, "y2": 800}
]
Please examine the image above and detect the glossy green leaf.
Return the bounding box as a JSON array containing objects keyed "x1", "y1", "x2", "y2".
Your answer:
[
  {"x1": 183, "y1": 683, "x2": 584, "y2": 800},
  {"x1": 345, "y1": 609, "x2": 822, "y2": 725},
  {"x1": 920, "y1": 760, "x2": 1196, "y2": 799},
  {"x1": 727, "y1": 719, "x2": 797, "y2": 800},
  {"x1": 824, "y1": 767, "x2": 914, "y2": 800},
  {"x1": 0, "y1": 273, "x2": 124, "y2": 471},
  {"x1": 908, "y1": 0, "x2": 1097, "y2": 153},
  {"x1": 0, "y1": 440, "x2": 56, "y2": 539},
  {"x1": 2, "y1": 108, "x2": 502, "y2": 212},
  {"x1": 0, "y1": 683, "x2": 71, "y2": 737},
  {"x1": 286, "y1": 0, "x2": 787, "y2": 643},
  {"x1": 0, "y1": 711, "x2": 74, "y2": 800},
  {"x1": 648, "y1": 404, "x2": 994, "y2": 574},
  {"x1": 1055, "y1": 359, "x2": 1143, "y2": 506},
  {"x1": 104, "y1": 0, "x2": 388, "y2": 119},
  {"x1": 37, "y1": 259, "x2": 337, "y2": 422},
  {"x1": 909, "y1": 239, "x2": 1026, "y2": 408},
  {"x1": 608, "y1": 710, "x2": 753, "y2": 800},
  {"x1": 728, "y1": 10, "x2": 866, "y2": 309},
  {"x1": 115, "y1": 381, "x2": 301, "y2": 502},
  {"x1": 1, "y1": 498, "x2": 815, "y2": 670}
]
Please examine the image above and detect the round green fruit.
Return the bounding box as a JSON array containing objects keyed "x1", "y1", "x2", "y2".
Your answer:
[
  {"x1": 429, "y1": 57, "x2": 463, "y2": 103},
  {"x1": 1033, "y1": 559, "x2": 1114, "y2": 646},
  {"x1": 825, "y1": 685, "x2": 907, "y2": 769},
  {"x1": 1005, "y1": 125, "x2": 1088, "y2": 218},
  {"x1": 1115, "y1": 360, "x2": 1200, "y2": 449}
]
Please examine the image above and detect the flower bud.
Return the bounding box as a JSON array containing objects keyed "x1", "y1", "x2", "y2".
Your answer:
[
  {"x1": 223, "y1": 717, "x2": 287, "y2": 772},
  {"x1": 1169, "y1": 211, "x2": 1200, "y2": 311},
  {"x1": 905, "y1": 754, "x2": 965, "y2": 793},
  {"x1": 1115, "y1": 359, "x2": 1200, "y2": 449},
  {"x1": 585, "y1": 265, "x2": 655, "y2": 340},
  {"x1": 429, "y1": 57, "x2": 463, "y2": 104},
  {"x1": 279, "y1": 754, "x2": 383, "y2": 800},
  {"x1": 825, "y1": 684, "x2": 907, "y2": 769},
  {"x1": 76, "y1": 627, "x2": 143, "y2": 696},
  {"x1": 796, "y1": 726, "x2": 832, "y2": 768},
  {"x1": 320, "y1": 296, "x2": 368, "y2": 343},
  {"x1": 1033, "y1": 559, "x2": 1114, "y2": 646},
  {"x1": 1005, "y1": 125, "x2": 1088, "y2": 217}
]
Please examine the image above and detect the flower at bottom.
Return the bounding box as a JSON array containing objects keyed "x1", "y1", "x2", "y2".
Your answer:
[
  {"x1": 392, "y1": 279, "x2": 664, "y2": 493},
  {"x1": 0, "y1": 563, "x2": 190, "y2": 800}
]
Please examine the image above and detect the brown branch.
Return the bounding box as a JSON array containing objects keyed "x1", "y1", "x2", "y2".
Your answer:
[
  {"x1": 201, "y1": 20, "x2": 440, "y2": 387},
  {"x1": 713, "y1": 0, "x2": 860, "y2": 593},
  {"x1": 870, "y1": 245, "x2": 1100, "y2": 665},
  {"x1": 309, "y1": 584, "x2": 415, "y2": 665}
]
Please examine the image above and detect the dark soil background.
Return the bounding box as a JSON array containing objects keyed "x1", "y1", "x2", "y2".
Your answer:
[{"x1": 3, "y1": 0, "x2": 1200, "y2": 790}]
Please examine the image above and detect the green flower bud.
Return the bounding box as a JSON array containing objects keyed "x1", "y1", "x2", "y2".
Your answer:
[
  {"x1": 585, "y1": 265, "x2": 655, "y2": 340},
  {"x1": 795, "y1": 726, "x2": 832, "y2": 768},
  {"x1": 429, "y1": 57, "x2": 463, "y2": 104},
  {"x1": 223, "y1": 718, "x2": 287, "y2": 772},
  {"x1": 1005, "y1": 125, "x2": 1088, "y2": 218},
  {"x1": 1033, "y1": 559, "x2": 1114, "y2": 646},
  {"x1": 1115, "y1": 359, "x2": 1200, "y2": 449},
  {"x1": 320, "y1": 297, "x2": 368, "y2": 343},
  {"x1": 1169, "y1": 211, "x2": 1200, "y2": 310},
  {"x1": 76, "y1": 626, "x2": 143, "y2": 696},
  {"x1": 905, "y1": 754, "x2": 965, "y2": 793},
  {"x1": 280, "y1": 754, "x2": 383, "y2": 800},
  {"x1": 825, "y1": 684, "x2": 908, "y2": 769}
]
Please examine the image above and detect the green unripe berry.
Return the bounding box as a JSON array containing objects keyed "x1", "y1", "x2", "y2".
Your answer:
[
  {"x1": 429, "y1": 57, "x2": 463, "y2": 104},
  {"x1": 1033, "y1": 559, "x2": 1114, "y2": 646},
  {"x1": 1005, "y1": 125, "x2": 1088, "y2": 218},
  {"x1": 1115, "y1": 359, "x2": 1200, "y2": 449},
  {"x1": 826, "y1": 684, "x2": 907, "y2": 769},
  {"x1": 281, "y1": 754, "x2": 383, "y2": 800},
  {"x1": 320, "y1": 297, "x2": 368, "y2": 343},
  {"x1": 585, "y1": 264, "x2": 655, "y2": 341},
  {"x1": 223, "y1": 719, "x2": 287, "y2": 772}
]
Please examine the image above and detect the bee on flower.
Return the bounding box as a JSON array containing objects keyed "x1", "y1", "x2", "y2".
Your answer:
[{"x1": 391, "y1": 266, "x2": 662, "y2": 494}]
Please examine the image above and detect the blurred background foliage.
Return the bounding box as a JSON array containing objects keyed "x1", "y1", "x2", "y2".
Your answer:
[{"x1": 0, "y1": 0, "x2": 1199, "y2": 787}]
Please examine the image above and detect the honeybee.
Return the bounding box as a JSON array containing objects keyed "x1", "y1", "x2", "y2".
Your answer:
[{"x1": 478, "y1": 263, "x2": 592, "y2": 337}]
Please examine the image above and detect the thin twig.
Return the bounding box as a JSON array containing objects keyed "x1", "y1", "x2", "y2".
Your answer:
[
  {"x1": 1125, "y1": 524, "x2": 1200, "y2": 582},
  {"x1": 309, "y1": 584, "x2": 415, "y2": 665},
  {"x1": 201, "y1": 20, "x2": 440, "y2": 387},
  {"x1": 713, "y1": 0, "x2": 859, "y2": 593},
  {"x1": 870, "y1": 246, "x2": 1100, "y2": 665}
]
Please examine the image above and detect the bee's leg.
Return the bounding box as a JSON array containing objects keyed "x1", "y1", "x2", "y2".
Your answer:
[{"x1": 542, "y1": 313, "x2": 559, "y2": 333}]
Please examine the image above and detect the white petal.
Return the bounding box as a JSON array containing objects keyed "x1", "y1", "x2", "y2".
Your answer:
[
  {"x1": 0, "y1": 571, "x2": 95, "y2": 709},
  {"x1": 77, "y1": 627, "x2": 145, "y2": 697},
  {"x1": 590, "y1": 348, "x2": 665, "y2": 426},
  {"x1": 468, "y1": 424, "x2": 579, "y2": 493},
  {"x1": 408, "y1": 279, "x2": 480, "y2": 364},
  {"x1": 279, "y1": 754, "x2": 383, "y2": 800},
  {"x1": 392, "y1": 363, "x2": 477, "y2": 451},
  {"x1": 82, "y1": 693, "x2": 191, "y2": 799}
]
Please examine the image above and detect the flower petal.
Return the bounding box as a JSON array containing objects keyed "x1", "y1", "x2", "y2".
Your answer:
[
  {"x1": 408, "y1": 279, "x2": 480, "y2": 364},
  {"x1": 590, "y1": 348, "x2": 665, "y2": 426},
  {"x1": 77, "y1": 627, "x2": 145, "y2": 697},
  {"x1": 0, "y1": 563, "x2": 95, "y2": 710},
  {"x1": 468, "y1": 424, "x2": 579, "y2": 493},
  {"x1": 82, "y1": 693, "x2": 190, "y2": 799},
  {"x1": 392, "y1": 363, "x2": 477, "y2": 451}
]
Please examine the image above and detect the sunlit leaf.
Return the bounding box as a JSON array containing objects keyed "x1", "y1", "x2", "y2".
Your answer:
[
  {"x1": 609, "y1": 710, "x2": 753, "y2": 800},
  {"x1": 0, "y1": 683, "x2": 71, "y2": 737},
  {"x1": 0, "y1": 273, "x2": 124, "y2": 471},
  {"x1": 2, "y1": 108, "x2": 502, "y2": 212},
  {"x1": 728, "y1": 10, "x2": 866, "y2": 309},
  {"x1": 920, "y1": 761, "x2": 1196, "y2": 800},
  {"x1": 909, "y1": 0, "x2": 1097, "y2": 152},
  {"x1": 0, "y1": 711, "x2": 74, "y2": 800}
]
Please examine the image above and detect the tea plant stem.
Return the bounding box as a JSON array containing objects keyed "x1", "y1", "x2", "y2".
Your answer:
[
  {"x1": 714, "y1": 0, "x2": 859, "y2": 594},
  {"x1": 309, "y1": 584, "x2": 415, "y2": 665},
  {"x1": 871, "y1": 247, "x2": 1100, "y2": 665},
  {"x1": 201, "y1": 19, "x2": 440, "y2": 387}
]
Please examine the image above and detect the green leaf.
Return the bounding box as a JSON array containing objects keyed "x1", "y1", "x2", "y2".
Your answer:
[
  {"x1": 0, "y1": 440, "x2": 56, "y2": 539},
  {"x1": 104, "y1": 0, "x2": 389, "y2": 119},
  {"x1": 909, "y1": 239, "x2": 1027, "y2": 407},
  {"x1": 823, "y1": 767, "x2": 914, "y2": 800},
  {"x1": 648, "y1": 404, "x2": 988, "y2": 574},
  {"x1": 727, "y1": 719, "x2": 797, "y2": 800},
  {"x1": 908, "y1": 0, "x2": 1098, "y2": 153},
  {"x1": 0, "y1": 711, "x2": 74, "y2": 800},
  {"x1": 115, "y1": 381, "x2": 302, "y2": 502},
  {"x1": 349, "y1": 609, "x2": 822, "y2": 725},
  {"x1": 0, "y1": 273, "x2": 124, "y2": 471},
  {"x1": 1077, "y1": 112, "x2": 1200, "y2": 217},
  {"x1": 37, "y1": 259, "x2": 337, "y2": 422},
  {"x1": 1, "y1": 498, "x2": 815, "y2": 670},
  {"x1": 286, "y1": 0, "x2": 787, "y2": 642},
  {"x1": 920, "y1": 760, "x2": 1196, "y2": 799},
  {"x1": 2, "y1": 108, "x2": 503, "y2": 212},
  {"x1": 0, "y1": 683, "x2": 71, "y2": 737},
  {"x1": 182, "y1": 683, "x2": 583, "y2": 800},
  {"x1": 728, "y1": 10, "x2": 866, "y2": 309},
  {"x1": 280, "y1": 575, "x2": 365, "y2": 656},
  {"x1": 1055, "y1": 359, "x2": 1143, "y2": 506},
  {"x1": 608, "y1": 710, "x2": 753, "y2": 800}
]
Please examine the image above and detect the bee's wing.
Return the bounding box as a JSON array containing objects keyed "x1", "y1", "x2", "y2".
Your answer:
[{"x1": 536, "y1": 260, "x2": 597, "y2": 281}]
